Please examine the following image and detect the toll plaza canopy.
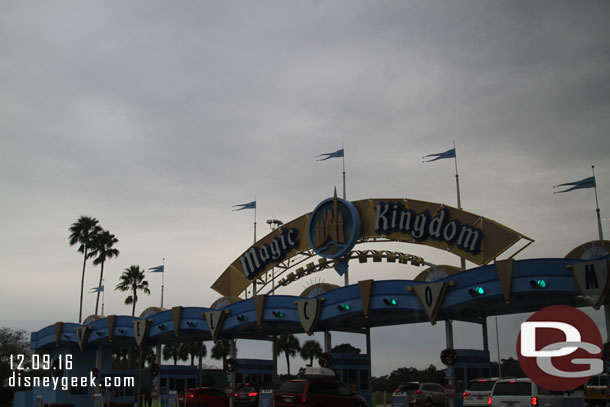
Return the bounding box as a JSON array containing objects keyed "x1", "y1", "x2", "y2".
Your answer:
[{"x1": 31, "y1": 250, "x2": 610, "y2": 350}]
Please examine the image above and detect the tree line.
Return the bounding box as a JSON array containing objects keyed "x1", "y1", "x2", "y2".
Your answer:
[
  {"x1": 373, "y1": 365, "x2": 446, "y2": 392},
  {"x1": 1, "y1": 324, "x2": 528, "y2": 406}
]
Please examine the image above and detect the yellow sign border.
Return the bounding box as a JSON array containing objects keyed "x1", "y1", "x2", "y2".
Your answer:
[{"x1": 211, "y1": 198, "x2": 530, "y2": 297}]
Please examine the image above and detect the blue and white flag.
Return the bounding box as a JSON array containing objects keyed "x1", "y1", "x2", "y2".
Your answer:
[
  {"x1": 89, "y1": 285, "x2": 104, "y2": 293},
  {"x1": 422, "y1": 148, "x2": 456, "y2": 163},
  {"x1": 553, "y1": 176, "x2": 596, "y2": 194},
  {"x1": 148, "y1": 265, "x2": 164, "y2": 273},
  {"x1": 232, "y1": 201, "x2": 256, "y2": 211},
  {"x1": 316, "y1": 148, "x2": 344, "y2": 161}
]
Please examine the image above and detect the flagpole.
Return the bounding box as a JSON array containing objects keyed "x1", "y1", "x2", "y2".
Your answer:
[
  {"x1": 594, "y1": 166, "x2": 610, "y2": 345},
  {"x1": 252, "y1": 196, "x2": 257, "y2": 297},
  {"x1": 592, "y1": 166, "x2": 604, "y2": 240},
  {"x1": 161, "y1": 258, "x2": 165, "y2": 308},
  {"x1": 342, "y1": 144, "x2": 349, "y2": 287},
  {"x1": 232, "y1": 199, "x2": 257, "y2": 299},
  {"x1": 342, "y1": 143, "x2": 346, "y2": 200},
  {"x1": 450, "y1": 141, "x2": 465, "y2": 402},
  {"x1": 453, "y1": 141, "x2": 466, "y2": 270},
  {"x1": 454, "y1": 141, "x2": 462, "y2": 210}
]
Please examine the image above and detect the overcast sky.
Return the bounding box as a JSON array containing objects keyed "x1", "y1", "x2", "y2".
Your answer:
[{"x1": 1, "y1": 1, "x2": 609, "y2": 377}]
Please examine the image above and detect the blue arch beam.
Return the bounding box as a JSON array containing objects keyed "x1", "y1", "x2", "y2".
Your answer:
[{"x1": 30, "y1": 257, "x2": 598, "y2": 350}]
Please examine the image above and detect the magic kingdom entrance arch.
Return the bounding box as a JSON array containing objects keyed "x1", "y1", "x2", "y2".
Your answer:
[
  {"x1": 29, "y1": 194, "x2": 610, "y2": 407},
  {"x1": 211, "y1": 194, "x2": 534, "y2": 298}
]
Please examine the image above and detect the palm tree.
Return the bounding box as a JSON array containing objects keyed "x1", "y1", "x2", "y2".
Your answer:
[
  {"x1": 162, "y1": 343, "x2": 187, "y2": 365},
  {"x1": 115, "y1": 265, "x2": 150, "y2": 316},
  {"x1": 181, "y1": 341, "x2": 207, "y2": 366},
  {"x1": 68, "y1": 216, "x2": 101, "y2": 323},
  {"x1": 276, "y1": 334, "x2": 300, "y2": 376},
  {"x1": 210, "y1": 340, "x2": 232, "y2": 366},
  {"x1": 300, "y1": 339, "x2": 322, "y2": 367},
  {"x1": 90, "y1": 229, "x2": 119, "y2": 315},
  {"x1": 143, "y1": 347, "x2": 156, "y2": 367}
]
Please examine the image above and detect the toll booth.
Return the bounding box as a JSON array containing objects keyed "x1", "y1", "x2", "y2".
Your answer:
[
  {"x1": 159, "y1": 365, "x2": 227, "y2": 403},
  {"x1": 233, "y1": 359, "x2": 274, "y2": 386},
  {"x1": 451, "y1": 349, "x2": 491, "y2": 407},
  {"x1": 331, "y1": 353, "x2": 371, "y2": 407},
  {"x1": 160, "y1": 365, "x2": 198, "y2": 398},
  {"x1": 199, "y1": 369, "x2": 227, "y2": 389}
]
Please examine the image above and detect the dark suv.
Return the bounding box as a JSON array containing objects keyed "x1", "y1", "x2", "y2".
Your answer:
[
  {"x1": 232, "y1": 383, "x2": 260, "y2": 407},
  {"x1": 394, "y1": 382, "x2": 444, "y2": 406},
  {"x1": 275, "y1": 378, "x2": 366, "y2": 407}
]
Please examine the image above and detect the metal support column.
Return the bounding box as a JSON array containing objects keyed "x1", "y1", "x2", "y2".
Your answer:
[
  {"x1": 445, "y1": 320, "x2": 455, "y2": 407},
  {"x1": 95, "y1": 345, "x2": 102, "y2": 395},
  {"x1": 155, "y1": 343, "x2": 162, "y2": 400},
  {"x1": 366, "y1": 328, "x2": 373, "y2": 399},
  {"x1": 136, "y1": 348, "x2": 143, "y2": 407},
  {"x1": 482, "y1": 318, "x2": 489, "y2": 352},
  {"x1": 230, "y1": 340, "x2": 237, "y2": 407},
  {"x1": 324, "y1": 330, "x2": 332, "y2": 353},
  {"x1": 198, "y1": 341, "x2": 204, "y2": 387},
  {"x1": 272, "y1": 335, "x2": 278, "y2": 384},
  {"x1": 605, "y1": 306, "x2": 610, "y2": 343}
]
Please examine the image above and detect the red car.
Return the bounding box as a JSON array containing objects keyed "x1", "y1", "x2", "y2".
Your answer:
[
  {"x1": 178, "y1": 387, "x2": 229, "y2": 407},
  {"x1": 275, "y1": 379, "x2": 366, "y2": 407}
]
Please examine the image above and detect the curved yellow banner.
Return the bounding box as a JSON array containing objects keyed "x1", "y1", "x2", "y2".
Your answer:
[{"x1": 211, "y1": 198, "x2": 530, "y2": 297}]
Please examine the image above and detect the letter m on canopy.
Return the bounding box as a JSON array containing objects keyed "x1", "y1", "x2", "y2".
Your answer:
[
  {"x1": 586, "y1": 264, "x2": 599, "y2": 290},
  {"x1": 571, "y1": 260, "x2": 610, "y2": 309}
]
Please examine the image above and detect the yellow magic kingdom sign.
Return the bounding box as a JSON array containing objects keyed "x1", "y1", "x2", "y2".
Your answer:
[{"x1": 211, "y1": 198, "x2": 530, "y2": 297}]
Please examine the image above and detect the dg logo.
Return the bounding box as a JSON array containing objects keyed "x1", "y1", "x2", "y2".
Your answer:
[{"x1": 517, "y1": 305, "x2": 602, "y2": 391}]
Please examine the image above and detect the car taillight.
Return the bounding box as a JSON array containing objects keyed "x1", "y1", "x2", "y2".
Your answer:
[
  {"x1": 248, "y1": 392, "x2": 258, "y2": 397},
  {"x1": 234, "y1": 393, "x2": 238, "y2": 397},
  {"x1": 413, "y1": 390, "x2": 423, "y2": 394},
  {"x1": 301, "y1": 396, "x2": 307, "y2": 403},
  {"x1": 187, "y1": 394, "x2": 194, "y2": 399},
  {"x1": 463, "y1": 392, "x2": 471, "y2": 399},
  {"x1": 488, "y1": 396, "x2": 492, "y2": 405},
  {"x1": 531, "y1": 396, "x2": 538, "y2": 406}
]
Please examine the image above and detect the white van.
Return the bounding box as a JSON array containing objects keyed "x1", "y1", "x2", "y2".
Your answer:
[{"x1": 488, "y1": 378, "x2": 563, "y2": 407}]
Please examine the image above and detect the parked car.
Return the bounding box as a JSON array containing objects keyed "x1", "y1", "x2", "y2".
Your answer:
[
  {"x1": 462, "y1": 378, "x2": 498, "y2": 406},
  {"x1": 585, "y1": 373, "x2": 609, "y2": 406},
  {"x1": 394, "y1": 382, "x2": 444, "y2": 406},
  {"x1": 275, "y1": 367, "x2": 366, "y2": 407},
  {"x1": 232, "y1": 383, "x2": 260, "y2": 407},
  {"x1": 178, "y1": 387, "x2": 229, "y2": 407},
  {"x1": 488, "y1": 378, "x2": 563, "y2": 407}
]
